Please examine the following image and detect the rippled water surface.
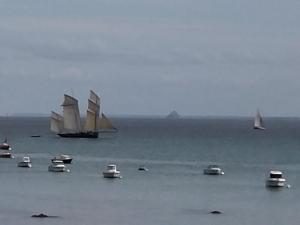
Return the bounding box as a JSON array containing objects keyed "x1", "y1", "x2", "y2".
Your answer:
[{"x1": 0, "y1": 117, "x2": 299, "y2": 225}]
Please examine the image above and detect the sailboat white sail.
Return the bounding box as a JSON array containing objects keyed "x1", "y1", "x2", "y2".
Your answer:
[
  {"x1": 50, "y1": 111, "x2": 64, "y2": 133},
  {"x1": 254, "y1": 109, "x2": 265, "y2": 130},
  {"x1": 98, "y1": 113, "x2": 117, "y2": 132},
  {"x1": 90, "y1": 90, "x2": 100, "y2": 107},
  {"x1": 84, "y1": 91, "x2": 100, "y2": 132},
  {"x1": 61, "y1": 94, "x2": 81, "y2": 133}
]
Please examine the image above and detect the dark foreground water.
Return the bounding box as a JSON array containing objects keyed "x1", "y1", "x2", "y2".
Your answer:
[{"x1": 0, "y1": 116, "x2": 299, "y2": 225}]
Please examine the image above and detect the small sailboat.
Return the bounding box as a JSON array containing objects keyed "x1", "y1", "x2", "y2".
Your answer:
[
  {"x1": 254, "y1": 109, "x2": 265, "y2": 130},
  {"x1": 98, "y1": 113, "x2": 118, "y2": 133}
]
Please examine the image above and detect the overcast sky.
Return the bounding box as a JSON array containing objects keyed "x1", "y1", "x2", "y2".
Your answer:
[{"x1": 0, "y1": 0, "x2": 299, "y2": 116}]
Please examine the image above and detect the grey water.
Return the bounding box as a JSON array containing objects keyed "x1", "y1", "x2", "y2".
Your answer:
[{"x1": 0, "y1": 116, "x2": 300, "y2": 225}]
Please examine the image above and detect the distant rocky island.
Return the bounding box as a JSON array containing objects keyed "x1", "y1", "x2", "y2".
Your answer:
[{"x1": 166, "y1": 110, "x2": 181, "y2": 119}]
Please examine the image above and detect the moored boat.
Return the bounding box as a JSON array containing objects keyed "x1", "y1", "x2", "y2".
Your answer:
[
  {"x1": 103, "y1": 165, "x2": 121, "y2": 178},
  {"x1": 51, "y1": 154, "x2": 72, "y2": 164},
  {"x1": 204, "y1": 165, "x2": 224, "y2": 175},
  {"x1": 266, "y1": 170, "x2": 285, "y2": 187},
  {"x1": 0, "y1": 138, "x2": 11, "y2": 150},
  {"x1": 0, "y1": 151, "x2": 13, "y2": 158},
  {"x1": 17, "y1": 156, "x2": 32, "y2": 168},
  {"x1": 48, "y1": 160, "x2": 68, "y2": 172}
]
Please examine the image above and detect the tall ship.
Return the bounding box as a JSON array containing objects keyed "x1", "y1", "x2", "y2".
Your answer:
[
  {"x1": 254, "y1": 109, "x2": 265, "y2": 130},
  {"x1": 50, "y1": 90, "x2": 100, "y2": 138}
]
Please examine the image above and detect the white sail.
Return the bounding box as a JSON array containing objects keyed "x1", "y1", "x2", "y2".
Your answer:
[
  {"x1": 254, "y1": 109, "x2": 265, "y2": 129},
  {"x1": 83, "y1": 91, "x2": 100, "y2": 131},
  {"x1": 84, "y1": 109, "x2": 97, "y2": 131},
  {"x1": 61, "y1": 94, "x2": 81, "y2": 132},
  {"x1": 50, "y1": 111, "x2": 63, "y2": 133},
  {"x1": 88, "y1": 99, "x2": 100, "y2": 116},
  {"x1": 90, "y1": 90, "x2": 100, "y2": 105},
  {"x1": 98, "y1": 113, "x2": 117, "y2": 130}
]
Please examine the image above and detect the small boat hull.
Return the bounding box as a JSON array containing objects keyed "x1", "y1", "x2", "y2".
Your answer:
[
  {"x1": 204, "y1": 168, "x2": 224, "y2": 175},
  {"x1": 204, "y1": 165, "x2": 224, "y2": 175},
  {"x1": 48, "y1": 165, "x2": 66, "y2": 172},
  {"x1": 266, "y1": 178, "x2": 285, "y2": 187},
  {"x1": 103, "y1": 171, "x2": 121, "y2": 178},
  {"x1": 51, "y1": 158, "x2": 72, "y2": 164},
  {"x1": 0, "y1": 153, "x2": 13, "y2": 158},
  {"x1": 18, "y1": 162, "x2": 32, "y2": 168}
]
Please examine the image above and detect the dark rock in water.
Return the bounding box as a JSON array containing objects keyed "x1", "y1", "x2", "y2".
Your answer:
[
  {"x1": 210, "y1": 210, "x2": 222, "y2": 214},
  {"x1": 31, "y1": 213, "x2": 59, "y2": 218},
  {"x1": 32, "y1": 213, "x2": 48, "y2": 218}
]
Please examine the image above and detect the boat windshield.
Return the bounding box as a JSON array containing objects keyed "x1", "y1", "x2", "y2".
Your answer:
[
  {"x1": 107, "y1": 165, "x2": 116, "y2": 170},
  {"x1": 270, "y1": 173, "x2": 282, "y2": 178},
  {"x1": 23, "y1": 157, "x2": 30, "y2": 162}
]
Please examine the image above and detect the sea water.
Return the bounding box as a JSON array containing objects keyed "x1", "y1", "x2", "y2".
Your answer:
[{"x1": 0, "y1": 117, "x2": 299, "y2": 225}]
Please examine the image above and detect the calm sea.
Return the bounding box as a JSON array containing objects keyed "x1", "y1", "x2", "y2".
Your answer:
[{"x1": 0, "y1": 116, "x2": 299, "y2": 225}]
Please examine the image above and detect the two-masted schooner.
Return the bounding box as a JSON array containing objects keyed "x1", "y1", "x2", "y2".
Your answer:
[
  {"x1": 254, "y1": 109, "x2": 265, "y2": 130},
  {"x1": 50, "y1": 90, "x2": 101, "y2": 138}
]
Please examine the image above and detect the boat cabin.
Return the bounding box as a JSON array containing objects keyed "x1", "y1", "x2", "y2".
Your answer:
[
  {"x1": 107, "y1": 165, "x2": 117, "y2": 171},
  {"x1": 269, "y1": 171, "x2": 283, "y2": 178}
]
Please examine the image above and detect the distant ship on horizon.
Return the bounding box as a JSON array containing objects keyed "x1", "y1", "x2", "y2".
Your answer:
[{"x1": 50, "y1": 90, "x2": 117, "y2": 138}]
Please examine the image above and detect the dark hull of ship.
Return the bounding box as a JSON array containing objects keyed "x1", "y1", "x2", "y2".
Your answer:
[{"x1": 58, "y1": 132, "x2": 99, "y2": 138}]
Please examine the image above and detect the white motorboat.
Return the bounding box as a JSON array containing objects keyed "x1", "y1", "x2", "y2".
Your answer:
[
  {"x1": 203, "y1": 165, "x2": 224, "y2": 175},
  {"x1": 17, "y1": 156, "x2": 32, "y2": 168},
  {"x1": 103, "y1": 164, "x2": 121, "y2": 178},
  {"x1": 51, "y1": 154, "x2": 72, "y2": 164},
  {"x1": 266, "y1": 170, "x2": 286, "y2": 187},
  {"x1": 48, "y1": 160, "x2": 68, "y2": 172}
]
